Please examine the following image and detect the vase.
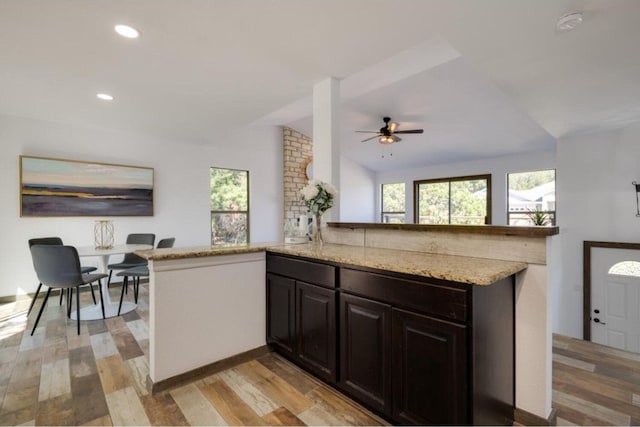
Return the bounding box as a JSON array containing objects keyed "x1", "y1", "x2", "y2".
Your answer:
[
  {"x1": 94, "y1": 220, "x2": 114, "y2": 249},
  {"x1": 313, "y1": 213, "x2": 323, "y2": 245}
]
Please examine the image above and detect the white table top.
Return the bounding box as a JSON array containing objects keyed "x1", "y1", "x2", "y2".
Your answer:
[{"x1": 76, "y1": 244, "x2": 152, "y2": 257}]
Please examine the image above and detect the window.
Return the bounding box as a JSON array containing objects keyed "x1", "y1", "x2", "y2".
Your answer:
[
  {"x1": 381, "y1": 182, "x2": 405, "y2": 223},
  {"x1": 210, "y1": 167, "x2": 249, "y2": 245},
  {"x1": 507, "y1": 169, "x2": 555, "y2": 226},
  {"x1": 609, "y1": 261, "x2": 640, "y2": 277},
  {"x1": 414, "y1": 175, "x2": 491, "y2": 225}
]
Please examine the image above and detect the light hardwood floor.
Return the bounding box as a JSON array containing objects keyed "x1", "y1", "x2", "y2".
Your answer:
[
  {"x1": 553, "y1": 334, "x2": 640, "y2": 425},
  {"x1": 2, "y1": 283, "x2": 640, "y2": 426},
  {"x1": 0, "y1": 284, "x2": 386, "y2": 426}
]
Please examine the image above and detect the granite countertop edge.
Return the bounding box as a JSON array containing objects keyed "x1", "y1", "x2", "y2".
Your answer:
[
  {"x1": 137, "y1": 242, "x2": 527, "y2": 286},
  {"x1": 135, "y1": 243, "x2": 272, "y2": 261}
]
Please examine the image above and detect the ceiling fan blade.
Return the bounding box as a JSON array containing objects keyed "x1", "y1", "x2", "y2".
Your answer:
[
  {"x1": 394, "y1": 129, "x2": 424, "y2": 134},
  {"x1": 355, "y1": 130, "x2": 380, "y2": 133},
  {"x1": 361, "y1": 135, "x2": 381, "y2": 142},
  {"x1": 391, "y1": 135, "x2": 402, "y2": 143},
  {"x1": 388, "y1": 121, "x2": 398, "y2": 132}
]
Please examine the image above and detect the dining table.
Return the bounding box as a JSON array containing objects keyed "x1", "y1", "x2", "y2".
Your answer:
[{"x1": 72, "y1": 244, "x2": 152, "y2": 320}]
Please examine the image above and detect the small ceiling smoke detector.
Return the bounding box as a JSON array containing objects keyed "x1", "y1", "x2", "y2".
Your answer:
[
  {"x1": 557, "y1": 12, "x2": 583, "y2": 32},
  {"x1": 96, "y1": 93, "x2": 114, "y2": 101},
  {"x1": 114, "y1": 24, "x2": 140, "y2": 39}
]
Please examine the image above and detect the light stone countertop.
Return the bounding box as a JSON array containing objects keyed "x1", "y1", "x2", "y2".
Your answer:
[
  {"x1": 135, "y1": 242, "x2": 273, "y2": 261},
  {"x1": 139, "y1": 242, "x2": 527, "y2": 286}
]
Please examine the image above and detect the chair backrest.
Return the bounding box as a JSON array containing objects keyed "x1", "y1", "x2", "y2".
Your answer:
[
  {"x1": 122, "y1": 233, "x2": 155, "y2": 264},
  {"x1": 157, "y1": 238, "x2": 175, "y2": 249},
  {"x1": 30, "y1": 245, "x2": 82, "y2": 288},
  {"x1": 28, "y1": 237, "x2": 63, "y2": 247},
  {"x1": 126, "y1": 233, "x2": 155, "y2": 246}
]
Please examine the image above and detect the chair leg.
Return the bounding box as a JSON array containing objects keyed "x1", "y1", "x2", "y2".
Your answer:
[
  {"x1": 89, "y1": 282, "x2": 97, "y2": 304},
  {"x1": 59, "y1": 287, "x2": 64, "y2": 306},
  {"x1": 27, "y1": 283, "x2": 42, "y2": 316},
  {"x1": 107, "y1": 270, "x2": 113, "y2": 288},
  {"x1": 118, "y1": 276, "x2": 127, "y2": 316},
  {"x1": 76, "y1": 286, "x2": 80, "y2": 335},
  {"x1": 31, "y1": 287, "x2": 51, "y2": 336},
  {"x1": 68, "y1": 289, "x2": 73, "y2": 318},
  {"x1": 97, "y1": 280, "x2": 106, "y2": 319},
  {"x1": 134, "y1": 276, "x2": 139, "y2": 303}
]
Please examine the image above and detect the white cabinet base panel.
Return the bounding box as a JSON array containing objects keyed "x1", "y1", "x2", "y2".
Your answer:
[{"x1": 148, "y1": 252, "x2": 266, "y2": 383}]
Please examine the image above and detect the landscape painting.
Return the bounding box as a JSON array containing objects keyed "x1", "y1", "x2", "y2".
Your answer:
[{"x1": 20, "y1": 155, "x2": 154, "y2": 217}]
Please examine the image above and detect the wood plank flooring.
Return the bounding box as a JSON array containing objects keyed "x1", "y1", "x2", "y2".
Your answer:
[
  {"x1": 0, "y1": 284, "x2": 386, "y2": 426},
  {"x1": 553, "y1": 334, "x2": 640, "y2": 425},
  {"x1": 3, "y1": 285, "x2": 640, "y2": 426}
]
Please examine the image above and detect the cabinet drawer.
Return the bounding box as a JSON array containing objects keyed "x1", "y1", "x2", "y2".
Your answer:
[
  {"x1": 267, "y1": 254, "x2": 336, "y2": 288},
  {"x1": 340, "y1": 268, "x2": 468, "y2": 322}
]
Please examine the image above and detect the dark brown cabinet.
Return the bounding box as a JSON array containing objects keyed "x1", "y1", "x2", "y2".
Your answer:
[
  {"x1": 266, "y1": 254, "x2": 337, "y2": 382},
  {"x1": 391, "y1": 308, "x2": 468, "y2": 425},
  {"x1": 339, "y1": 293, "x2": 392, "y2": 414},
  {"x1": 297, "y1": 282, "x2": 336, "y2": 381},
  {"x1": 266, "y1": 252, "x2": 514, "y2": 426},
  {"x1": 266, "y1": 273, "x2": 295, "y2": 356},
  {"x1": 340, "y1": 267, "x2": 514, "y2": 425}
]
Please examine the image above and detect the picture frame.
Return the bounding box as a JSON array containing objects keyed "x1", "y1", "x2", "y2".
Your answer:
[{"x1": 20, "y1": 155, "x2": 154, "y2": 217}]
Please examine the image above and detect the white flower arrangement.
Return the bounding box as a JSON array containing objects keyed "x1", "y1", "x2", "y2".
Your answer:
[{"x1": 300, "y1": 179, "x2": 337, "y2": 215}]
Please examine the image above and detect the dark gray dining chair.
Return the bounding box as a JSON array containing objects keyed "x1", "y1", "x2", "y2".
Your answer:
[
  {"x1": 116, "y1": 237, "x2": 175, "y2": 314},
  {"x1": 107, "y1": 233, "x2": 155, "y2": 287},
  {"x1": 29, "y1": 245, "x2": 108, "y2": 335},
  {"x1": 27, "y1": 237, "x2": 99, "y2": 316}
]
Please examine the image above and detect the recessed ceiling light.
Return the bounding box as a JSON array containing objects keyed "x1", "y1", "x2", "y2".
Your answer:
[
  {"x1": 557, "y1": 12, "x2": 583, "y2": 32},
  {"x1": 114, "y1": 24, "x2": 140, "y2": 39},
  {"x1": 96, "y1": 93, "x2": 114, "y2": 101}
]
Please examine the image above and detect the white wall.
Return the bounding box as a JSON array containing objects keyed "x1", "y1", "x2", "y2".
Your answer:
[
  {"x1": 376, "y1": 150, "x2": 557, "y2": 225},
  {"x1": 204, "y1": 126, "x2": 284, "y2": 243},
  {"x1": 0, "y1": 114, "x2": 282, "y2": 298},
  {"x1": 555, "y1": 124, "x2": 640, "y2": 338},
  {"x1": 339, "y1": 156, "x2": 376, "y2": 222}
]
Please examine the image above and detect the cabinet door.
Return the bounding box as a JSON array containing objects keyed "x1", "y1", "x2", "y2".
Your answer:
[
  {"x1": 339, "y1": 293, "x2": 392, "y2": 415},
  {"x1": 296, "y1": 281, "x2": 336, "y2": 382},
  {"x1": 266, "y1": 273, "x2": 295, "y2": 356},
  {"x1": 392, "y1": 308, "x2": 468, "y2": 425}
]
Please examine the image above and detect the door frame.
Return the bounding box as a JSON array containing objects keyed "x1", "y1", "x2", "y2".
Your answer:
[{"x1": 583, "y1": 240, "x2": 640, "y2": 340}]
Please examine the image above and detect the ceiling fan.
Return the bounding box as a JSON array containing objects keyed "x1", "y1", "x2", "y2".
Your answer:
[{"x1": 356, "y1": 116, "x2": 424, "y2": 144}]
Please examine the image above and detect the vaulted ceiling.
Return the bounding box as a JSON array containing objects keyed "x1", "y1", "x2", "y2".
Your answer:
[{"x1": 1, "y1": 0, "x2": 639, "y2": 171}]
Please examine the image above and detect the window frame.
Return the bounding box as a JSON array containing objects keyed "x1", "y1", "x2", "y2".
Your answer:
[
  {"x1": 380, "y1": 182, "x2": 406, "y2": 223},
  {"x1": 506, "y1": 168, "x2": 556, "y2": 226},
  {"x1": 413, "y1": 174, "x2": 492, "y2": 225},
  {"x1": 210, "y1": 167, "x2": 250, "y2": 245}
]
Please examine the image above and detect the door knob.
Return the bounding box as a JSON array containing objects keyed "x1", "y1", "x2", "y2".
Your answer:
[{"x1": 594, "y1": 318, "x2": 607, "y2": 325}]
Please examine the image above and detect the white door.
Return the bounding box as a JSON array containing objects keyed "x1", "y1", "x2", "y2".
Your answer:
[{"x1": 591, "y1": 247, "x2": 640, "y2": 352}]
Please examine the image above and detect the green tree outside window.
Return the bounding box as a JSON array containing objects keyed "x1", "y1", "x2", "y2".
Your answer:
[{"x1": 210, "y1": 167, "x2": 249, "y2": 245}]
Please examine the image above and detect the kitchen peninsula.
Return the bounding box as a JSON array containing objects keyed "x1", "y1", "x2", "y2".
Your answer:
[{"x1": 139, "y1": 223, "x2": 558, "y2": 425}]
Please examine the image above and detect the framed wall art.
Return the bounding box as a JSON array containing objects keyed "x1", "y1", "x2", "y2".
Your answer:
[{"x1": 20, "y1": 155, "x2": 154, "y2": 217}]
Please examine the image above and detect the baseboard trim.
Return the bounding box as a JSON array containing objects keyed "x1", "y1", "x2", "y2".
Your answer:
[
  {"x1": 514, "y1": 407, "x2": 557, "y2": 426},
  {"x1": 148, "y1": 345, "x2": 271, "y2": 395},
  {"x1": 0, "y1": 280, "x2": 147, "y2": 305}
]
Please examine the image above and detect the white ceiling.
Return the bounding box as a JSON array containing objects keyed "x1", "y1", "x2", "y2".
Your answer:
[{"x1": 1, "y1": 0, "x2": 639, "y2": 172}]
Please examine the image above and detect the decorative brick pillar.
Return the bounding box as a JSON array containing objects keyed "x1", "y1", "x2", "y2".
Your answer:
[{"x1": 283, "y1": 127, "x2": 312, "y2": 222}]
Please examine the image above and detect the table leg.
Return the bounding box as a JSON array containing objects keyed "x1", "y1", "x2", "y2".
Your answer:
[{"x1": 70, "y1": 254, "x2": 137, "y2": 320}]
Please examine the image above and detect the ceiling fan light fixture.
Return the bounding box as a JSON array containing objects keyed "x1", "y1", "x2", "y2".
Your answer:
[
  {"x1": 357, "y1": 116, "x2": 423, "y2": 144},
  {"x1": 556, "y1": 12, "x2": 583, "y2": 32}
]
